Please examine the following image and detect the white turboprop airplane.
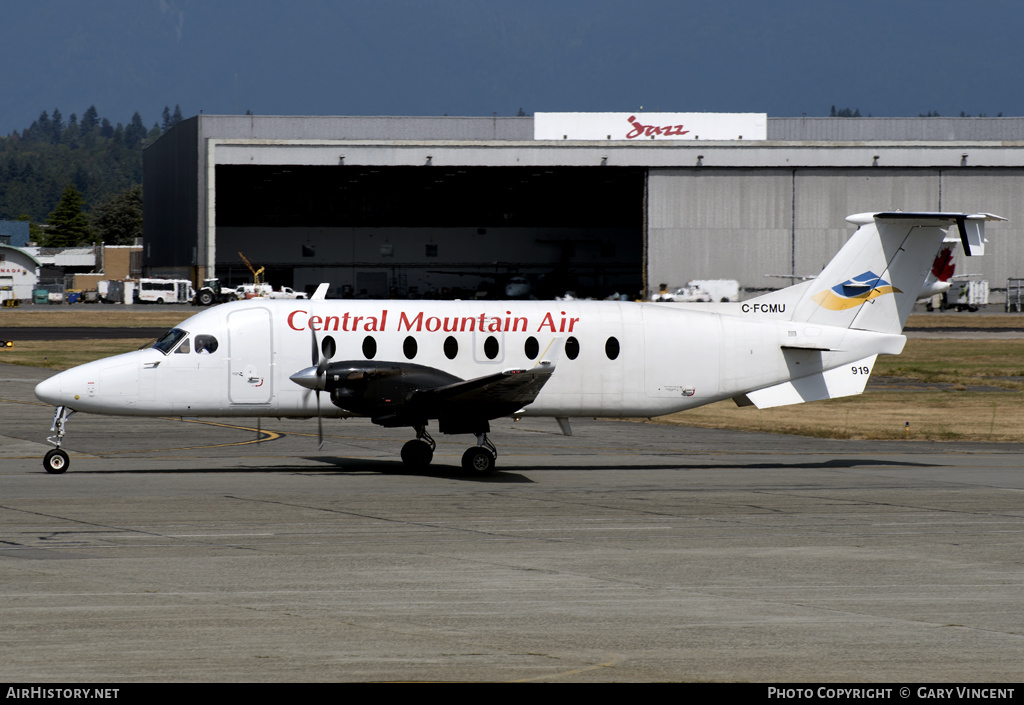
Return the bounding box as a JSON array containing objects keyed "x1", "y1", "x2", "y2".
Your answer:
[{"x1": 34, "y1": 211, "x2": 1004, "y2": 475}]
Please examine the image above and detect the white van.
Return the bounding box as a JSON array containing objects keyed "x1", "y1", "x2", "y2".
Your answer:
[{"x1": 136, "y1": 278, "x2": 195, "y2": 304}]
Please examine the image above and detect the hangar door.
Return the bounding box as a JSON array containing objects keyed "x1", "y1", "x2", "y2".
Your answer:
[{"x1": 215, "y1": 165, "x2": 646, "y2": 300}]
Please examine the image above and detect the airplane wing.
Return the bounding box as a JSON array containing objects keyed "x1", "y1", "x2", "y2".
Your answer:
[
  {"x1": 415, "y1": 363, "x2": 554, "y2": 409},
  {"x1": 302, "y1": 358, "x2": 557, "y2": 431}
]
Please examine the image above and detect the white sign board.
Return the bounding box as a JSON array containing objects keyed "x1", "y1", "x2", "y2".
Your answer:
[{"x1": 534, "y1": 112, "x2": 767, "y2": 141}]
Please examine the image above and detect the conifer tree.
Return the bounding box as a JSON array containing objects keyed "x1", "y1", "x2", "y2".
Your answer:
[
  {"x1": 91, "y1": 184, "x2": 142, "y2": 245},
  {"x1": 44, "y1": 183, "x2": 94, "y2": 246},
  {"x1": 81, "y1": 105, "x2": 100, "y2": 132}
]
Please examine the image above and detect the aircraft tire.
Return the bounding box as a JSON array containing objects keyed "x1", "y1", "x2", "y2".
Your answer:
[
  {"x1": 44, "y1": 449, "x2": 69, "y2": 474},
  {"x1": 401, "y1": 439, "x2": 433, "y2": 468},
  {"x1": 461, "y1": 447, "x2": 496, "y2": 475}
]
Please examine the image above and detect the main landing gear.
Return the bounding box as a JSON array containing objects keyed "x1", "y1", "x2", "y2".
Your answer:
[
  {"x1": 461, "y1": 434, "x2": 497, "y2": 474},
  {"x1": 44, "y1": 406, "x2": 74, "y2": 474},
  {"x1": 400, "y1": 426, "x2": 436, "y2": 469},
  {"x1": 399, "y1": 426, "x2": 498, "y2": 475}
]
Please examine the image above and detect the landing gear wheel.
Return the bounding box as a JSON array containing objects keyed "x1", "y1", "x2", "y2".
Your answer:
[
  {"x1": 462, "y1": 447, "x2": 496, "y2": 475},
  {"x1": 401, "y1": 439, "x2": 434, "y2": 468},
  {"x1": 44, "y1": 448, "x2": 69, "y2": 474}
]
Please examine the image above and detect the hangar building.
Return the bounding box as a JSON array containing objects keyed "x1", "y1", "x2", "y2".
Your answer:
[{"x1": 143, "y1": 114, "x2": 1024, "y2": 301}]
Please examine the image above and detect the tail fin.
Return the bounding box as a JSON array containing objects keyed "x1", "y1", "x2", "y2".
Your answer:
[{"x1": 787, "y1": 212, "x2": 1005, "y2": 334}]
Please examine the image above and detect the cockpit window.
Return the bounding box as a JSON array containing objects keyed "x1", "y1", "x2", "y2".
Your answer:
[
  {"x1": 195, "y1": 334, "x2": 219, "y2": 354},
  {"x1": 174, "y1": 337, "x2": 191, "y2": 354},
  {"x1": 152, "y1": 328, "x2": 188, "y2": 355}
]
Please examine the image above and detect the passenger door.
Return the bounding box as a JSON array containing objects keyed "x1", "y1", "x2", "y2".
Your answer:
[{"x1": 228, "y1": 307, "x2": 274, "y2": 404}]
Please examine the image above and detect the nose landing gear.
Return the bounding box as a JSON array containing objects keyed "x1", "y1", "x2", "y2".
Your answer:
[{"x1": 44, "y1": 406, "x2": 74, "y2": 474}]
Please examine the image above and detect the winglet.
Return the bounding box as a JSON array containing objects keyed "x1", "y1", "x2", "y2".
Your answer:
[{"x1": 311, "y1": 283, "x2": 330, "y2": 301}]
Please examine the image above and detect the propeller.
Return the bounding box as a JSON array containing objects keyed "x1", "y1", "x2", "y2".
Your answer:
[
  {"x1": 288, "y1": 323, "x2": 330, "y2": 450},
  {"x1": 312, "y1": 326, "x2": 326, "y2": 449},
  {"x1": 288, "y1": 283, "x2": 335, "y2": 451}
]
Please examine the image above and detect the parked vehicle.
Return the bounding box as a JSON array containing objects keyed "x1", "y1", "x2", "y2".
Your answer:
[
  {"x1": 269, "y1": 286, "x2": 308, "y2": 300},
  {"x1": 652, "y1": 279, "x2": 741, "y2": 303},
  {"x1": 944, "y1": 278, "x2": 989, "y2": 312},
  {"x1": 233, "y1": 284, "x2": 307, "y2": 300},
  {"x1": 135, "y1": 278, "x2": 194, "y2": 304},
  {"x1": 193, "y1": 278, "x2": 239, "y2": 306}
]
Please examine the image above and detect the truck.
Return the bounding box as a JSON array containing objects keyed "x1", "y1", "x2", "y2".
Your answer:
[
  {"x1": 233, "y1": 284, "x2": 307, "y2": 300},
  {"x1": 652, "y1": 279, "x2": 741, "y2": 303},
  {"x1": 943, "y1": 278, "x2": 989, "y2": 312},
  {"x1": 193, "y1": 278, "x2": 238, "y2": 306},
  {"x1": 269, "y1": 286, "x2": 308, "y2": 300}
]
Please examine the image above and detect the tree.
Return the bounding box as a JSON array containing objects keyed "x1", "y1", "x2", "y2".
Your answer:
[
  {"x1": 91, "y1": 184, "x2": 142, "y2": 245},
  {"x1": 44, "y1": 183, "x2": 94, "y2": 246},
  {"x1": 29, "y1": 110, "x2": 52, "y2": 142},
  {"x1": 162, "y1": 104, "x2": 184, "y2": 132},
  {"x1": 81, "y1": 105, "x2": 100, "y2": 132},
  {"x1": 50, "y1": 108, "x2": 64, "y2": 141},
  {"x1": 124, "y1": 112, "x2": 146, "y2": 149}
]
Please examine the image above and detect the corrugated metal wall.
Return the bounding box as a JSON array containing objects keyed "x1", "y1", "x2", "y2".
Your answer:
[
  {"x1": 145, "y1": 115, "x2": 1024, "y2": 297},
  {"x1": 196, "y1": 115, "x2": 533, "y2": 141},
  {"x1": 647, "y1": 167, "x2": 1024, "y2": 297},
  {"x1": 768, "y1": 117, "x2": 1024, "y2": 142}
]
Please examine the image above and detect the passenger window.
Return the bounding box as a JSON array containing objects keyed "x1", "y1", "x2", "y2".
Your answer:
[
  {"x1": 605, "y1": 337, "x2": 620, "y2": 360},
  {"x1": 524, "y1": 336, "x2": 539, "y2": 360},
  {"x1": 194, "y1": 334, "x2": 218, "y2": 354},
  {"x1": 484, "y1": 335, "x2": 499, "y2": 360},
  {"x1": 565, "y1": 336, "x2": 580, "y2": 360},
  {"x1": 174, "y1": 337, "x2": 190, "y2": 354},
  {"x1": 403, "y1": 336, "x2": 418, "y2": 359},
  {"x1": 362, "y1": 336, "x2": 377, "y2": 359},
  {"x1": 321, "y1": 335, "x2": 336, "y2": 359},
  {"x1": 444, "y1": 336, "x2": 458, "y2": 360}
]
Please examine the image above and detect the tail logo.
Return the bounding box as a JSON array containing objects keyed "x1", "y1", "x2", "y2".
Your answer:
[{"x1": 811, "y1": 271, "x2": 902, "y2": 311}]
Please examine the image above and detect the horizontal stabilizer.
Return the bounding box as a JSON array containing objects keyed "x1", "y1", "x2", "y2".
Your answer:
[
  {"x1": 741, "y1": 355, "x2": 877, "y2": 409},
  {"x1": 870, "y1": 212, "x2": 1006, "y2": 256}
]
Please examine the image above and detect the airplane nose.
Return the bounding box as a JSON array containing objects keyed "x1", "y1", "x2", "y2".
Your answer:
[{"x1": 35, "y1": 373, "x2": 63, "y2": 406}]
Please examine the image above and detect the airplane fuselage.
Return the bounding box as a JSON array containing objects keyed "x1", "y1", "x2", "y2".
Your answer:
[{"x1": 35, "y1": 298, "x2": 901, "y2": 420}]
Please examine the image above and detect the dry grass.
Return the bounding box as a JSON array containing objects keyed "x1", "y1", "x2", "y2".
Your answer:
[
  {"x1": 904, "y1": 313, "x2": 1024, "y2": 328},
  {"x1": 655, "y1": 391, "x2": 1024, "y2": 441},
  {"x1": 0, "y1": 307, "x2": 187, "y2": 328},
  {"x1": 0, "y1": 339, "x2": 154, "y2": 370},
  {"x1": 655, "y1": 337, "x2": 1024, "y2": 441},
  {"x1": 874, "y1": 339, "x2": 1024, "y2": 389}
]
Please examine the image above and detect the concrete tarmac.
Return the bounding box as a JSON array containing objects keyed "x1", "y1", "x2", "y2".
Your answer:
[{"x1": 2, "y1": 362, "x2": 1023, "y2": 683}]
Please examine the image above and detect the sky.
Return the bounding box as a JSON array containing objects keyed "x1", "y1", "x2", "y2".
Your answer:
[{"x1": 2, "y1": 0, "x2": 1022, "y2": 135}]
